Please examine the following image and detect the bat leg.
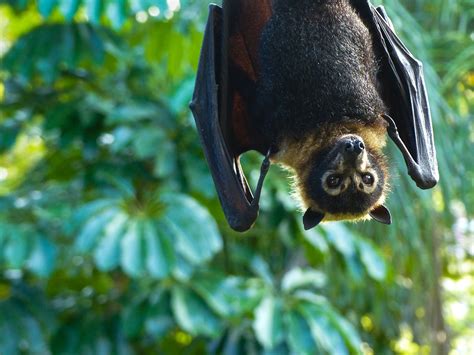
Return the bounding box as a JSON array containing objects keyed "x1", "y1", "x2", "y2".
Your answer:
[
  {"x1": 382, "y1": 114, "x2": 436, "y2": 189},
  {"x1": 250, "y1": 148, "x2": 273, "y2": 208},
  {"x1": 382, "y1": 114, "x2": 417, "y2": 172}
]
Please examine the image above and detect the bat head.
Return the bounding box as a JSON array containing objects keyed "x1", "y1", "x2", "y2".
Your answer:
[{"x1": 301, "y1": 134, "x2": 391, "y2": 229}]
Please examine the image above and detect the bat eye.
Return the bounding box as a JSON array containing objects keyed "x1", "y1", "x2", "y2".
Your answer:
[
  {"x1": 326, "y1": 174, "x2": 343, "y2": 188},
  {"x1": 362, "y1": 173, "x2": 374, "y2": 186}
]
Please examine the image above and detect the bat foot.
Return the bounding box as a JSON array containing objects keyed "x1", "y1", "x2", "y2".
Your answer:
[
  {"x1": 251, "y1": 148, "x2": 274, "y2": 209},
  {"x1": 382, "y1": 114, "x2": 399, "y2": 135}
]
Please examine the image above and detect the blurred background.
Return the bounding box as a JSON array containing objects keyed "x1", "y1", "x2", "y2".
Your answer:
[{"x1": 0, "y1": 0, "x2": 472, "y2": 354}]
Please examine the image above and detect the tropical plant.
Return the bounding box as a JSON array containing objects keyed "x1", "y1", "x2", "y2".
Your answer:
[{"x1": 0, "y1": 0, "x2": 472, "y2": 354}]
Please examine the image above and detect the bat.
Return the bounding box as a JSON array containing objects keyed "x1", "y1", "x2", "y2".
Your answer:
[{"x1": 190, "y1": 0, "x2": 439, "y2": 232}]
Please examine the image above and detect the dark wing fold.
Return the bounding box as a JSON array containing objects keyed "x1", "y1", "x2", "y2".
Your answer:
[
  {"x1": 190, "y1": 2, "x2": 272, "y2": 232},
  {"x1": 372, "y1": 6, "x2": 439, "y2": 188},
  {"x1": 225, "y1": 0, "x2": 272, "y2": 155},
  {"x1": 356, "y1": 1, "x2": 439, "y2": 188}
]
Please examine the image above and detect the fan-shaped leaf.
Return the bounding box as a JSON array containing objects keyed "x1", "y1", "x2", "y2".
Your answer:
[
  {"x1": 323, "y1": 224, "x2": 356, "y2": 257},
  {"x1": 253, "y1": 295, "x2": 284, "y2": 350},
  {"x1": 60, "y1": 0, "x2": 81, "y2": 21},
  {"x1": 106, "y1": 0, "x2": 127, "y2": 29},
  {"x1": 281, "y1": 268, "x2": 326, "y2": 293},
  {"x1": 5, "y1": 231, "x2": 31, "y2": 268},
  {"x1": 171, "y1": 286, "x2": 221, "y2": 337},
  {"x1": 120, "y1": 221, "x2": 144, "y2": 277},
  {"x1": 286, "y1": 311, "x2": 319, "y2": 355},
  {"x1": 298, "y1": 303, "x2": 348, "y2": 355},
  {"x1": 0, "y1": 306, "x2": 18, "y2": 354},
  {"x1": 93, "y1": 212, "x2": 128, "y2": 271},
  {"x1": 162, "y1": 194, "x2": 221, "y2": 265},
  {"x1": 38, "y1": 0, "x2": 57, "y2": 18},
  {"x1": 193, "y1": 274, "x2": 264, "y2": 318},
  {"x1": 75, "y1": 207, "x2": 118, "y2": 252},
  {"x1": 357, "y1": 238, "x2": 387, "y2": 281},
  {"x1": 143, "y1": 220, "x2": 175, "y2": 278},
  {"x1": 27, "y1": 237, "x2": 57, "y2": 277},
  {"x1": 85, "y1": 0, "x2": 103, "y2": 24}
]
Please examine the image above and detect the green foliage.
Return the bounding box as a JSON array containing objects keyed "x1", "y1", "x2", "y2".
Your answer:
[{"x1": 0, "y1": 0, "x2": 472, "y2": 354}]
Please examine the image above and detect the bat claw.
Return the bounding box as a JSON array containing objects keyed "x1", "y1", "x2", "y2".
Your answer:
[
  {"x1": 260, "y1": 148, "x2": 274, "y2": 172},
  {"x1": 382, "y1": 114, "x2": 398, "y2": 135},
  {"x1": 250, "y1": 148, "x2": 273, "y2": 208}
]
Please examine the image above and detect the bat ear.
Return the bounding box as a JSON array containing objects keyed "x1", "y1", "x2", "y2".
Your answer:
[
  {"x1": 369, "y1": 205, "x2": 392, "y2": 225},
  {"x1": 303, "y1": 209, "x2": 325, "y2": 230}
]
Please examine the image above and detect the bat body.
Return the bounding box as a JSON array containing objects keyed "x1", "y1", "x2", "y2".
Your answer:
[
  {"x1": 191, "y1": 0, "x2": 439, "y2": 231},
  {"x1": 255, "y1": 0, "x2": 391, "y2": 227},
  {"x1": 257, "y1": 0, "x2": 385, "y2": 145}
]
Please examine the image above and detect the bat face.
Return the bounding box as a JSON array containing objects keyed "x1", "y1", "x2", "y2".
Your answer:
[{"x1": 300, "y1": 134, "x2": 389, "y2": 228}]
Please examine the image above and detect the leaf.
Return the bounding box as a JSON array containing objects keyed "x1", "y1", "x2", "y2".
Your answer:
[
  {"x1": 323, "y1": 224, "x2": 356, "y2": 257},
  {"x1": 298, "y1": 302, "x2": 348, "y2": 355},
  {"x1": 232, "y1": 246, "x2": 274, "y2": 285},
  {"x1": 79, "y1": 24, "x2": 105, "y2": 64},
  {"x1": 60, "y1": 0, "x2": 81, "y2": 21},
  {"x1": 153, "y1": 141, "x2": 177, "y2": 178},
  {"x1": 85, "y1": 0, "x2": 103, "y2": 24},
  {"x1": 253, "y1": 295, "x2": 284, "y2": 350},
  {"x1": 356, "y1": 238, "x2": 387, "y2": 281},
  {"x1": 250, "y1": 254, "x2": 274, "y2": 285},
  {"x1": 106, "y1": 0, "x2": 127, "y2": 29},
  {"x1": 110, "y1": 126, "x2": 133, "y2": 153},
  {"x1": 161, "y1": 194, "x2": 222, "y2": 265},
  {"x1": 0, "y1": 306, "x2": 18, "y2": 354},
  {"x1": 345, "y1": 255, "x2": 365, "y2": 284},
  {"x1": 132, "y1": 129, "x2": 166, "y2": 159},
  {"x1": 145, "y1": 291, "x2": 174, "y2": 338},
  {"x1": 106, "y1": 104, "x2": 158, "y2": 124},
  {"x1": 171, "y1": 285, "x2": 221, "y2": 337},
  {"x1": 75, "y1": 207, "x2": 118, "y2": 252},
  {"x1": 170, "y1": 254, "x2": 195, "y2": 281},
  {"x1": 122, "y1": 301, "x2": 147, "y2": 338},
  {"x1": 143, "y1": 220, "x2": 175, "y2": 278},
  {"x1": 26, "y1": 237, "x2": 57, "y2": 277},
  {"x1": 192, "y1": 274, "x2": 264, "y2": 318},
  {"x1": 0, "y1": 121, "x2": 21, "y2": 154},
  {"x1": 326, "y1": 312, "x2": 362, "y2": 354},
  {"x1": 120, "y1": 220, "x2": 144, "y2": 277},
  {"x1": 286, "y1": 311, "x2": 319, "y2": 355},
  {"x1": 167, "y1": 77, "x2": 196, "y2": 115},
  {"x1": 96, "y1": 174, "x2": 135, "y2": 199},
  {"x1": 5, "y1": 230, "x2": 31, "y2": 268},
  {"x1": 71, "y1": 199, "x2": 115, "y2": 231},
  {"x1": 303, "y1": 228, "x2": 329, "y2": 253},
  {"x1": 281, "y1": 268, "x2": 326, "y2": 293},
  {"x1": 38, "y1": 0, "x2": 57, "y2": 18},
  {"x1": 93, "y1": 212, "x2": 128, "y2": 271}
]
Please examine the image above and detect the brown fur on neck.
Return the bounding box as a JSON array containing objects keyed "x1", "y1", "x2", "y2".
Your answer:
[{"x1": 273, "y1": 116, "x2": 388, "y2": 171}]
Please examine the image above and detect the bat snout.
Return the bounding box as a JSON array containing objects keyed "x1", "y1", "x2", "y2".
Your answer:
[
  {"x1": 335, "y1": 135, "x2": 366, "y2": 163},
  {"x1": 341, "y1": 136, "x2": 365, "y2": 156},
  {"x1": 344, "y1": 139, "x2": 365, "y2": 155}
]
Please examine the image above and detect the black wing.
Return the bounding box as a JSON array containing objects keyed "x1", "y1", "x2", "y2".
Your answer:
[
  {"x1": 190, "y1": 1, "x2": 272, "y2": 232},
  {"x1": 355, "y1": 1, "x2": 439, "y2": 188}
]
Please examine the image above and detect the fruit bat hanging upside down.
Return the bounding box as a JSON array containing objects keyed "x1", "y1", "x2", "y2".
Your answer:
[{"x1": 190, "y1": 0, "x2": 439, "y2": 231}]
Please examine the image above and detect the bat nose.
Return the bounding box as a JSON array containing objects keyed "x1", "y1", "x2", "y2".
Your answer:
[{"x1": 344, "y1": 138, "x2": 365, "y2": 155}]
